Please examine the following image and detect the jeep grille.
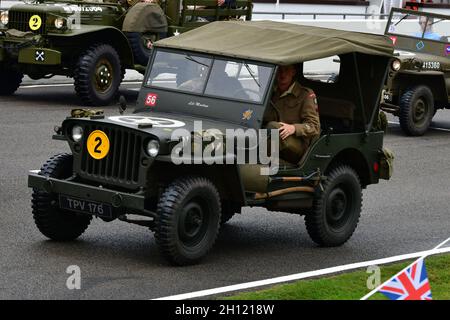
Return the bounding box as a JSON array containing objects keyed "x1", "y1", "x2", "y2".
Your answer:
[
  {"x1": 8, "y1": 11, "x2": 47, "y2": 35},
  {"x1": 78, "y1": 125, "x2": 145, "y2": 189}
]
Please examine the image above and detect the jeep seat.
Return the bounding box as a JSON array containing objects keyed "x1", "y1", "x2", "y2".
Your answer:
[{"x1": 317, "y1": 97, "x2": 355, "y2": 133}]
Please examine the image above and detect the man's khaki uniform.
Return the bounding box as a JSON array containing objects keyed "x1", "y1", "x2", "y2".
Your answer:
[{"x1": 263, "y1": 81, "x2": 321, "y2": 164}]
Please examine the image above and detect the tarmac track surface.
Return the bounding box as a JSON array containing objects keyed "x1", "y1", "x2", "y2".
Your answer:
[{"x1": 0, "y1": 84, "x2": 449, "y2": 299}]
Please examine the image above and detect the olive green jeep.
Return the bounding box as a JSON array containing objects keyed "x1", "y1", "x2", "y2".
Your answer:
[
  {"x1": 28, "y1": 21, "x2": 394, "y2": 265},
  {"x1": 381, "y1": 8, "x2": 450, "y2": 136},
  {"x1": 0, "y1": 0, "x2": 252, "y2": 105}
]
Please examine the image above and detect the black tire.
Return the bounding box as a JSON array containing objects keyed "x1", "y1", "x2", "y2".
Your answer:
[
  {"x1": 74, "y1": 44, "x2": 122, "y2": 106},
  {"x1": 305, "y1": 165, "x2": 362, "y2": 247},
  {"x1": 0, "y1": 65, "x2": 23, "y2": 95},
  {"x1": 220, "y1": 202, "x2": 236, "y2": 226},
  {"x1": 155, "y1": 177, "x2": 221, "y2": 265},
  {"x1": 399, "y1": 85, "x2": 434, "y2": 136},
  {"x1": 126, "y1": 32, "x2": 156, "y2": 66},
  {"x1": 31, "y1": 154, "x2": 92, "y2": 241}
]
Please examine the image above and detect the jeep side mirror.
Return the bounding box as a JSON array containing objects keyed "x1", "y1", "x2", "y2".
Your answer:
[{"x1": 119, "y1": 95, "x2": 127, "y2": 114}]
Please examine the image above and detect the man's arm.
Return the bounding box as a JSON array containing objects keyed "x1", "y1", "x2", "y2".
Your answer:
[
  {"x1": 293, "y1": 91, "x2": 321, "y2": 138},
  {"x1": 262, "y1": 102, "x2": 279, "y2": 125}
]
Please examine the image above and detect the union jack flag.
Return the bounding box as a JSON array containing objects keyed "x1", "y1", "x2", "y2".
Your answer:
[{"x1": 379, "y1": 259, "x2": 432, "y2": 300}]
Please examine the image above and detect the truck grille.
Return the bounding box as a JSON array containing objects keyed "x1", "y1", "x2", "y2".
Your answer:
[
  {"x1": 8, "y1": 11, "x2": 47, "y2": 35},
  {"x1": 79, "y1": 125, "x2": 145, "y2": 188}
]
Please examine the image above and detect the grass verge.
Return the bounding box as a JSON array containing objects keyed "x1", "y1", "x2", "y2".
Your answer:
[{"x1": 223, "y1": 253, "x2": 450, "y2": 300}]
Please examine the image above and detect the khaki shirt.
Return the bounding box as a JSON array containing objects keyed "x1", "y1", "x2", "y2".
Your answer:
[{"x1": 263, "y1": 81, "x2": 321, "y2": 144}]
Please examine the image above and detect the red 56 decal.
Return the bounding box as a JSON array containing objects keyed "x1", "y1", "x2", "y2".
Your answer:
[{"x1": 145, "y1": 93, "x2": 158, "y2": 107}]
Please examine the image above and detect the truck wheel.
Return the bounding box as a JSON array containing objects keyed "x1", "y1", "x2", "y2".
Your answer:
[
  {"x1": 0, "y1": 65, "x2": 23, "y2": 95},
  {"x1": 155, "y1": 177, "x2": 221, "y2": 265},
  {"x1": 31, "y1": 154, "x2": 92, "y2": 241},
  {"x1": 74, "y1": 44, "x2": 122, "y2": 106},
  {"x1": 126, "y1": 32, "x2": 157, "y2": 66},
  {"x1": 399, "y1": 85, "x2": 434, "y2": 136},
  {"x1": 305, "y1": 165, "x2": 362, "y2": 247}
]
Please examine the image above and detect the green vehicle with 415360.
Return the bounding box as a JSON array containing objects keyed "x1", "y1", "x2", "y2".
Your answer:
[{"x1": 381, "y1": 8, "x2": 450, "y2": 136}]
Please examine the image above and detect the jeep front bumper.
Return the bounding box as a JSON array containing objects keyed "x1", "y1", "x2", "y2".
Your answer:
[
  {"x1": 0, "y1": 44, "x2": 62, "y2": 65},
  {"x1": 18, "y1": 47, "x2": 61, "y2": 65},
  {"x1": 0, "y1": 34, "x2": 61, "y2": 65},
  {"x1": 28, "y1": 171, "x2": 147, "y2": 214}
]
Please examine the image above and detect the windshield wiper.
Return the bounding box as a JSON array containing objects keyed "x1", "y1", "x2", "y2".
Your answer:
[
  {"x1": 243, "y1": 62, "x2": 260, "y2": 88},
  {"x1": 431, "y1": 18, "x2": 445, "y2": 26},
  {"x1": 185, "y1": 55, "x2": 210, "y2": 68},
  {"x1": 394, "y1": 14, "x2": 410, "y2": 26}
]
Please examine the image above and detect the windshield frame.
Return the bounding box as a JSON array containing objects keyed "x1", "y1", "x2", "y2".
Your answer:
[
  {"x1": 385, "y1": 8, "x2": 449, "y2": 45},
  {"x1": 144, "y1": 48, "x2": 275, "y2": 106}
]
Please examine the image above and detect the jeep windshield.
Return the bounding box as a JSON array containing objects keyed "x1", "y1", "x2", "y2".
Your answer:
[
  {"x1": 146, "y1": 49, "x2": 273, "y2": 104},
  {"x1": 387, "y1": 12, "x2": 449, "y2": 43}
]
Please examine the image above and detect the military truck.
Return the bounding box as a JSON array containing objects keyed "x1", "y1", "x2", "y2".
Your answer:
[
  {"x1": 381, "y1": 8, "x2": 450, "y2": 136},
  {"x1": 28, "y1": 21, "x2": 394, "y2": 265},
  {"x1": 0, "y1": 0, "x2": 253, "y2": 106}
]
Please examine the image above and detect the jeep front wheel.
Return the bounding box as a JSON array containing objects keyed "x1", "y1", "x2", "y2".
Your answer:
[
  {"x1": 399, "y1": 85, "x2": 434, "y2": 136},
  {"x1": 0, "y1": 65, "x2": 23, "y2": 95},
  {"x1": 305, "y1": 165, "x2": 362, "y2": 246},
  {"x1": 74, "y1": 44, "x2": 122, "y2": 106},
  {"x1": 155, "y1": 177, "x2": 221, "y2": 265},
  {"x1": 31, "y1": 154, "x2": 92, "y2": 241}
]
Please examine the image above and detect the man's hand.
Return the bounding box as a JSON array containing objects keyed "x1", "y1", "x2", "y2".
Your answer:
[
  {"x1": 218, "y1": 0, "x2": 225, "y2": 6},
  {"x1": 278, "y1": 122, "x2": 296, "y2": 140}
]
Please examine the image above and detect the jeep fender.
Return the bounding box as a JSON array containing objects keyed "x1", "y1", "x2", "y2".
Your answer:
[
  {"x1": 298, "y1": 133, "x2": 384, "y2": 188},
  {"x1": 151, "y1": 156, "x2": 247, "y2": 207},
  {"x1": 395, "y1": 72, "x2": 448, "y2": 107},
  {"x1": 49, "y1": 26, "x2": 134, "y2": 68}
]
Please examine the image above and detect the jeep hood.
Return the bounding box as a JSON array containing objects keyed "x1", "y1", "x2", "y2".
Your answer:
[
  {"x1": 7, "y1": 2, "x2": 121, "y2": 16},
  {"x1": 64, "y1": 111, "x2": 248, "y2": 143},
  {"x1": 396, "y1": 50, "x2": 450, "y2": 66}
]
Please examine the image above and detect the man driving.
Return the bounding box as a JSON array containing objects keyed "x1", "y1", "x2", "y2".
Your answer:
[
  {"x1": 263, "y1": 65, "x2": 320, "y2": 164},
  {"x1": 414, "y1": 16, "x2": 442, "y2": 41}
]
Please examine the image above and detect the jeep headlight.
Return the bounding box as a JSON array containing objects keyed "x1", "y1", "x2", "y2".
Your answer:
[
  {"x1": 146, "y1": 140, "x2": 159, "y2": 157},
  {"x1": 72, "y1": 125, "x2": 83, "y2": 142},
  {"x1": 54, "y1": 17, "x2": 66, "y2": 29},
  {"x1": 391, "y1": 59, "x2": 401, "y2": 71},
  {"x1": 0, "y1": 11, "x2": 8, "y2": 26}
]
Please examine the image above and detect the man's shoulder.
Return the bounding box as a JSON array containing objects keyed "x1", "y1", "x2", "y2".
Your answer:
[{"x1": 293, "y1": 83, "x2": 316, "y2": 99}]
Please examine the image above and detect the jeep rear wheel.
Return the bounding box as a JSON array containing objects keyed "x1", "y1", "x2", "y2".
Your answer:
[
  {"x1": 31, "y1": 154, "x2": 92, "y2": 241},
  {"x1": 305, "y1": 165, "x2": 362, "y2": 246},
  {"x1": 0, "y1": 65, "x2": 23, "y2": 95},
  {"x1": 74, "y1": 44, "x2": 122, "y2": 106},
  {"x1": 155, "y1": 177, "x2": 221, "y2": 265},
  {"x1": 399, "y1": 85, "x2": 434, "y2": 136}
]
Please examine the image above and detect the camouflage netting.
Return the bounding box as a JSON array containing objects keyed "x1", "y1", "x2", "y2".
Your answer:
[{"x1": 122, "y1": 3, "x2": 168, "y2": 33}]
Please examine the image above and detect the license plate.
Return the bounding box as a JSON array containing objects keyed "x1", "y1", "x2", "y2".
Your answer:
[{"x1": 59, "y1": 195, "x2": 112, "y2": 218}]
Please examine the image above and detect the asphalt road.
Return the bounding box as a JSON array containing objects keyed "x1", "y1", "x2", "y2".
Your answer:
[{"x1": 0, "y1": 84, "x2": 449, "y2": 300}]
